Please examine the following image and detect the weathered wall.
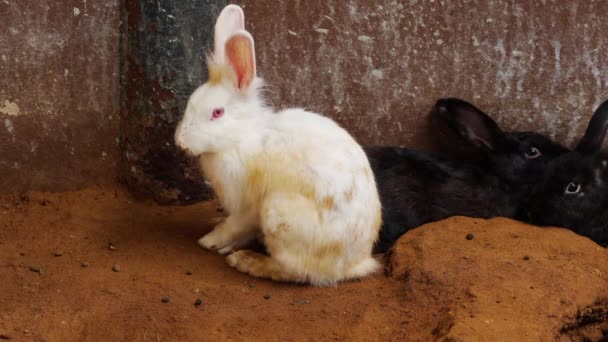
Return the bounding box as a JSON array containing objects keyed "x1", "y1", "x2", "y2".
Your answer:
[
  {"x1": 235, "y1": 0, "x2": 608, "y2": 148},
  {"x1": 2, "y1": 0, "x2": 608, "y2": 198},
  {"x1": 0, "y1": 1, "x2": 120, "y2": 193}
]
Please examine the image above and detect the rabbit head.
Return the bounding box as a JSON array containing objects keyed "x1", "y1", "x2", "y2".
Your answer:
[
  {"x1": 523, "y1": 99, "x2": 608, "y2": 246},
  {"x1": 430, "y1": 98, "x2": 568, "y2": 185},
  {"x1": 175, "y1": 5, "x2": 265, "y2": 155}
]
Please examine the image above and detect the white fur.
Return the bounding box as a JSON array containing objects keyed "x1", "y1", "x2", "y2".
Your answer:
[
  {"x1": 213, "y1": 4, "x2": 244, "y2": 63},
  {"x1": 174, "y1": 5, "x2": 381, "y2": 286}
]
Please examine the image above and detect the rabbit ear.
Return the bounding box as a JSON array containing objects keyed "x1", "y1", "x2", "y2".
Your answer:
[
  {"x1": 576, "y1": 99, "x2": 608, "y2": 155},
  {"x1": 225, "y1": 31, "x2": 256, "y2": 90},
  {"x1": 432, "y1": 98, "x2": 507, "y2": 152},
  {"x1": 214, "y1": 5, "x2": 245, "y2": 63}
]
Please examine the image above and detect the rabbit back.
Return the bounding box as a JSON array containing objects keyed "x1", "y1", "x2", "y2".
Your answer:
[
  {"x1": 369, "y1": 98, "x2": 569, "y2": 253},
  {"x1": 368, "y1": 147, "x2": 516, "y2": 252}
]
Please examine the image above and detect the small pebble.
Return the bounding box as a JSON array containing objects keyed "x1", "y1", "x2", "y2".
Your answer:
[
  {"x1": 0, "y1": 334, "x2": 11, "y2": 340},
  {"x1": 523, "y1": 256, "x2": 530, "y2": 261},
  {"x1": 112, "y1": 264, "x2": 121, "y2": 272},
  {"x1": 263, "y1": 294, "x2": 271, "y2": 300},
  {"x1": 465, "y1": 233, "x2": 474, "y2": 240},
  {"x1": 81, "y1": 262, "x2": 89, "y2": 268},
  {"x1": 108, "y1": 243, "x2": 116, "y2": 251},
  {"x1": 194, "y1": 299, "x2": 202, "y2": 307},
  {"x1": 185, "y1": 271, "x2": 192, "y2": 276},
  {"x1": 29, "y1": 266, "x2": 41, "y2": 273},
  {"x1": 53, "y1": 251, "x2": 64, "y2": 257},
  {"x1": 161, "y1": 296, "x2": 170, "y2": 303}
]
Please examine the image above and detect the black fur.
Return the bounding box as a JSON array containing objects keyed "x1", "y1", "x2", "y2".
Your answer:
[
  {"x1": 368, "y1": 98, "x2": 568, "y2": 253},
  {"x1": 521, "y1": 100, "x2": 608, "y2": 246}
]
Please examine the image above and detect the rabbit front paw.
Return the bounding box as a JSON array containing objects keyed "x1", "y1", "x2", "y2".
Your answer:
[
  {"x1": 198, "y1": 218, "x2": 257, "y2": 254},
  {"x1": 198, "y1": 231, "x2": 226, "y2": 252},
  {"x1": 198, "y1": 230, "x2": 237, "y2": 254}
]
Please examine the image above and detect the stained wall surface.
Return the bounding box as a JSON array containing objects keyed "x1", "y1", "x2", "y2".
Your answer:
[
  {"x1": 0, "y1": 1, "x2": 120, "y2": 193},
  {"x1": 236, "y1": 0, "x2": 608, "y2": 148},
  {"x1": 2, "y1": 0, "x2": 608, "y2": 198}
]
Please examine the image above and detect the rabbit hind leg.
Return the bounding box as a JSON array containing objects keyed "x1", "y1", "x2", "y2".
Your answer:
[
  {"x1": 226, "y1": 250, "x2": 294, "y2": 282},
  {"x1": 259, "y1": 191, "x2": 345, "y2": 286}
]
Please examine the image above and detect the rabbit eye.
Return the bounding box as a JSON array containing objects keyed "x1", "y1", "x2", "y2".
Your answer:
[
  {"x1": 564, "y1": 181, "x2": 581, "y2": 195},
  {"x1": 524, "y1": 147, "x2": 541, "y2": 159},
  {"x1": 211, "y1": 108, "x2": 224, "y2": 120}
]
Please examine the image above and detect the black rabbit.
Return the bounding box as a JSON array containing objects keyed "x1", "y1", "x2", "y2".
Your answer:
[
  {"x1": 367, "y1": 98, "x2": 569, "y2": 253},
  {"x1": 521, "y1": 99, "x2": 608, "y2": 246}
]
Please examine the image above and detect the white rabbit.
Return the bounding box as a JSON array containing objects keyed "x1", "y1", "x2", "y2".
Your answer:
[{"x1": 174, "y1": 4, "x2": 381, "y2": 286}]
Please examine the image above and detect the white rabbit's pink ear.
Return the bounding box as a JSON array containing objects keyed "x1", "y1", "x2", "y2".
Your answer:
[
  {"x1": 225, "y1": 31, "x2": 256, "y2": 90},
  {"x1": 214, "y1": 5, "x2": 245, "y2": 62}
]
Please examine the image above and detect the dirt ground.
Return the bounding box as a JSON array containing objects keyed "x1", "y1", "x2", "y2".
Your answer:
[{"x1": 1, "y1": 185, "x2": 607, "y2": 341}]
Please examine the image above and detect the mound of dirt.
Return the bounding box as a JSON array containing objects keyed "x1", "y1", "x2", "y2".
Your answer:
[{"x1": 387, "y1": 216, "x2": 608, "y2": 341}]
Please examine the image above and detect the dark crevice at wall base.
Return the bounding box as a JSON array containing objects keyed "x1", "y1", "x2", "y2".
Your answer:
[{"x1": 119, "y1": 0, "x2": 226, "y2": 204}]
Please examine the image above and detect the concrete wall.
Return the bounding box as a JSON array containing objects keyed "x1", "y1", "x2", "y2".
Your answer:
[
  {"x1": 236, "y1": 0, "x2": 608, "y2": 148},
  {"x1": 0, "y1": 0, "x2": 120, "y2": 193},
  {"x1": 1, "y1": 0, "x2": 607, "y2": 198}
]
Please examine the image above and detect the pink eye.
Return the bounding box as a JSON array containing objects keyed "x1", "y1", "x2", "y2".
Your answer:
[{"x1": 211, "y1": 108, "x2": 224, "y2": 120}]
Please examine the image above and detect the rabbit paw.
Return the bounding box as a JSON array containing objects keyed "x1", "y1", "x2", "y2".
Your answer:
[
  {"x1": 216, "y1": 237, "x2": 255, "y2": 255},
  {"x1": 198, "y1": 231, "x2": 232, "y2": 254},
  {"x1": 226, "y1": 250, "x2": 255, "y2": 270},
  {"x1": 226, "y1": 250, "x2": 286, "y2": 281},
  {"x1": 198, "y1": 225, "x2": 257, "y2": 255}
]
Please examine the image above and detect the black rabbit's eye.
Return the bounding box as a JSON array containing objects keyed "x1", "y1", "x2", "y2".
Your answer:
[
  {"x1": 564, "y1": 182, "x2": 581, "y2": 195},
  {"x1": 524, "y1": 147, "x2": 541, "y2": 159}
]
